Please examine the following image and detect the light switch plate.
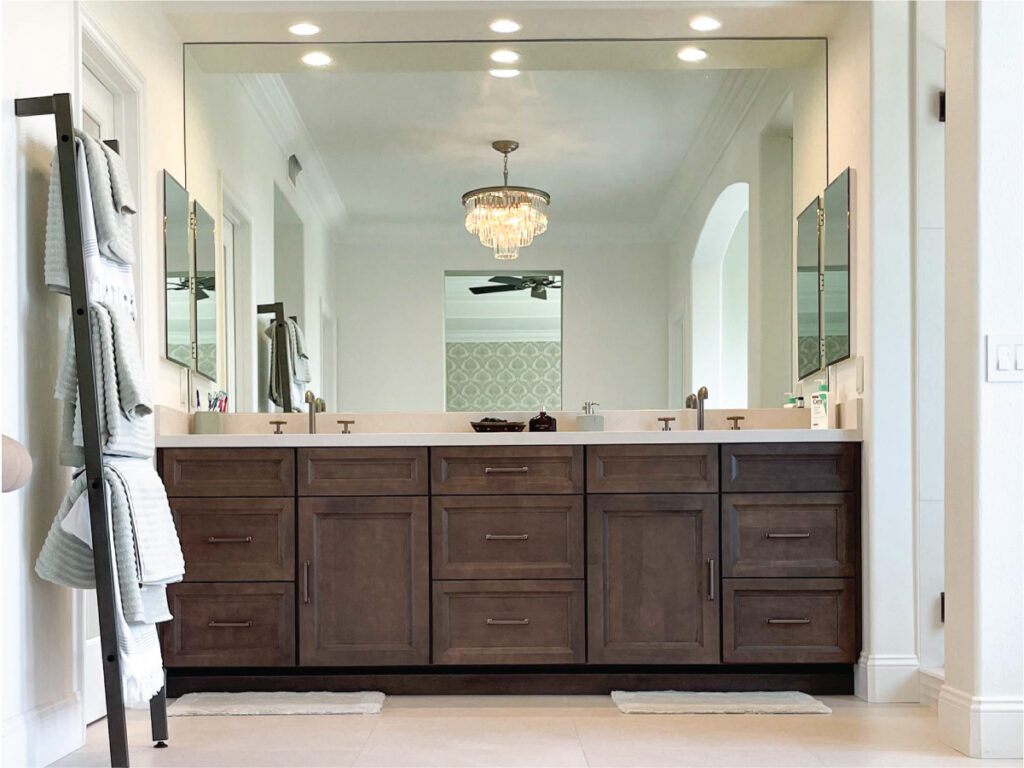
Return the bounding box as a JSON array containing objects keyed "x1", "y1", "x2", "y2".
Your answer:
[{"x1": 986, "y1": 335, "x2": 1024, "y2": 382}]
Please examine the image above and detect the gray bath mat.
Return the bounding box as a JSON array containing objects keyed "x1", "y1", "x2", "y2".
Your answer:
[
  {"x1": 611, "y1": 690, "x2": 831, "y2": 714},
  {"x1": 168, "y1": 691, "x2": 385, "y2": 716}
]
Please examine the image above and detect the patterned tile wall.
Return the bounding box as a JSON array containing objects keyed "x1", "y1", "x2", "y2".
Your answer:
[{"x1": 446, "y1": 341, "x2": 562, "y2": 412}]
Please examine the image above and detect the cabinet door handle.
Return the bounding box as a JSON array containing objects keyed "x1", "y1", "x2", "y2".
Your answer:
[
  {"x1": 765, "y1": 532, "x2": 811, "y2": 539},
  {"x1": 486, "y1": 618, "x2": 531, "y2": 626},
  {"x1": 303, "y1": 560, "x2": 311, "y2": 604},
  {"x1": 484, "y1": 466, "x2": 529, "y2": 474},
  {"x1": 707, "y1": 558, "x2": 715, "y2": 601},
  {"x1": 766, "y1": 618, "x2": 811, "y2": 625},
  {"x1": 485, "y1": 534, "x2": 529, "y2": 541},
  {"x1": 207, "y1": 536, "x2": 253, "y2": 544},
  {"x1": 208, "y1": 620, "x2": 252, "y2": 628}
]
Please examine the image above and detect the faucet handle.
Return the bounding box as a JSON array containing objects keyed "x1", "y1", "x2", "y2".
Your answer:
[
  {"x1": 658, "y1": 416, "x2": 676, "y2": 432},
  {"x1": 685, "y1": 394, "x2": 697, "y2": 409},
  {"x1": 727, "y1": 416, "x2": 745, "y2": 431},
  {"x1": 269, "y1": 420, "x2": 287, "y2": 435},
  {"x1": 337, "y1": 419, "x2": 355, "y2": 434}
]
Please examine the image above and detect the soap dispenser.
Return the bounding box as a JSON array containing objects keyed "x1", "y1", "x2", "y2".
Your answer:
[
  {"x1": 810, "y1": 379, "x2": 829, "y2": 429},
  {"x1": 577, "y1": 402, "x2": 604, "y2": 432}
]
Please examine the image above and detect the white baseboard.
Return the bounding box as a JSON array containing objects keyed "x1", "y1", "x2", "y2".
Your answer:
[
  {"x1": 1, "y1": 692, "x2": 84, "y2": 767},
  {"x1": 937, "y1": 684, "x2": 1024, "y2": 759},
  {"x1": 919, "y1": 667, "x2": 945, "y2": 709},
  {"x1": 854, "y1": 652, "x2": 921, "y2": 702}
]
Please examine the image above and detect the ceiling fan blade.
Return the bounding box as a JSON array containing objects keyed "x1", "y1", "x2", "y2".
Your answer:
[
  {"x1": 489, "y1": 276, "x2": 524, "y2": 286},
  {"x1": 470, "y1": 284, "x2": 520, "y2": 294},
  {"x1": 531, "y1": 285, "x2": 547, "y2": 300}
]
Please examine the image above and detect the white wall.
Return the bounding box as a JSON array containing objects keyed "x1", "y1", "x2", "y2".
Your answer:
[
  {"x1": 335, "y1": 230, "x2": 668, "y2": 412},
  {"x1": 2, "y1": 3, "x2": 86, "y2": 765}
]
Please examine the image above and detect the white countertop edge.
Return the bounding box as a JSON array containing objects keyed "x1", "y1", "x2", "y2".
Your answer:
[{"x1": 155, "y1": 428, "x2": 861, "y2": 448}]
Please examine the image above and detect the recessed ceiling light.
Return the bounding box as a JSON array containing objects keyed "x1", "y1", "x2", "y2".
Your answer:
[
  {"x1": 489, "y1": 19, "x2": 521, "y2": 33},
  {"x1": 489, "y1": 68, "x2": 520, "y2": 79},
  {"x1": 301, "y1": 51, "x2": 332, "y2": 67},
  {"x1": 677, "y1": 47, "x2": 708, "y2": 63},
  {"x1": 689, "y1": 15, "x2": 721, "y2": 32},
  {"x1": 288, "y1": 22, "x2": 320, "y2": 36},
  {"x1": 490, "y1": 49, "x2": 520, "y2": 64}
]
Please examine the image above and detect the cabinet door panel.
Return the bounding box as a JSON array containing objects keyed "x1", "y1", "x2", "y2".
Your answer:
[
  {"x1": 161, "y1": 448, "x2": 294, "y2": 497},
  {"x1": 721, "y1": 443, "x2": 859, "y2": 493},
  {"x1": 587, "y1": 494, "x2": 720, "y2": 664},
  {"x1": 587, "y1": 444, "x2": 718, "y2": 493},
  {"x1": 299, "y1": 497, "x2": 429, "y2": 666}
]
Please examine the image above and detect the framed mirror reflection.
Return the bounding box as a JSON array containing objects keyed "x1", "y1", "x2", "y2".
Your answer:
[
  {"x1": 163, "y1": 171, "x2": 191, "y2": 368},
  {"x1": 823, "y1": 167, "x2": 851, "y2": 367}
]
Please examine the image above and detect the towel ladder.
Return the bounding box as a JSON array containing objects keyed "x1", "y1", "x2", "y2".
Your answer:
[{"x1": 15, "y1": 92, "x2": 168, "y2": 768}]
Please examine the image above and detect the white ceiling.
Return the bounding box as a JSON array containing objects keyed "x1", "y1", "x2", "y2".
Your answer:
[{"x1": 278, "y1": 66, "x2": 730, "y2": 231}]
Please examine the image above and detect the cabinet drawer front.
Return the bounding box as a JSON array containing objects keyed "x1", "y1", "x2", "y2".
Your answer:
[
  {"x1": 171, "y1": 498, "x2": 295, "y2": 582},
  {"x1": 721, "y1": 443, "x2": 859, "y2": 492},
  {"x1": 722, "y1": 494, "x2": 858, "y2": 578},
  {"x1": 433, "y1": 580, "x2": 585, "y2": 665},
  {"x1": 299, "y1": 497, "x2": 430, "y2": 666},
  {"x1": 587, "y1": 445, "x2": 718, "y2": 493},
  {"x1": 298, "y1": 448, "x2": 428, "y2": 496},
  {"x1": 723, "y1": 578, "x2": 856, "y2": 663},
  {"x1": 162, "y1": 582, "x2": 295, "y2": 667},
  {"x1": 433, "y1": 496, "x2": 583, "y2": 580},
  {"x1": 432, "y1": 446, "x2": 583, "y2": 495},
  {"x1": 587, "y1": 494, "x2": 720, "y2": 664},
  {"x1": 161, "y1": 449, "x2": 294, "y2": 497}
]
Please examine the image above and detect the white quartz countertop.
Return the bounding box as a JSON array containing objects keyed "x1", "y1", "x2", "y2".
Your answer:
[{"x1": 155, "y1": 428, "x2": 861, "y2": 448}]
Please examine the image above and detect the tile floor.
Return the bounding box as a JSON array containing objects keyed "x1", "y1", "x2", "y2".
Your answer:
[{"x1": 50, "y1": 695, "x2": 1024, "y2": 768}]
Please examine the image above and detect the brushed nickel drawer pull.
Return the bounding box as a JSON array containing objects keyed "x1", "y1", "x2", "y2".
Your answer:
[
  {"x1": 484, "y1": 466, "x2": 529, "y2": 474},
  {"x1": 485, "y1": 534, "x2": 529, "y2": 541},
  {"x1": 303, "y1": 560, "x2": 311, "y2": 604},
  {"x1": 486, "y1": 618, "x2": 531, "y2": 626},
  {"x1": 707, "y1": 558, "x2": 715, "y2": 601},
  {"x1": 766, "y1": 618, "x2": 811, "y2": 625},
  {"x1": 207, "y1": 536, "x2": 253, "y2": 544},
  {"x1": 765, "y1": 532, "x2": 811, "y2": 539},
  {"x1": 208, "y1": 620, "x2": 252, "y2": 628}
]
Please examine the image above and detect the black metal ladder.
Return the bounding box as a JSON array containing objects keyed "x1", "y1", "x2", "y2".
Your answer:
[{"x1": 15, "y1": 92, "x2": 168, "y2": 768}]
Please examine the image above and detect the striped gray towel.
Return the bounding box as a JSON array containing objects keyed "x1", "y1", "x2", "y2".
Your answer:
[
  {"x1": 80, "y1": 132, "x2": 135, "y2": 264},
  {"x1": 56, "y1": 303, "x2": 153, "y2": 466}
]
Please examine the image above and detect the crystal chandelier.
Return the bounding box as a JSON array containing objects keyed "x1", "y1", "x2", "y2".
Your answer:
[{"x1": 462, "y1": 140, "x2": 550, "y2": 260}]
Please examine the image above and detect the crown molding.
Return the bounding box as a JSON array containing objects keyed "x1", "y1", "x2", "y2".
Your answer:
[
  {"x1": 652, "y1": 68, "x2": 771, "y2": 241},
  {"x1": 236, "y1": 73, "x2": 347, "y2": 231}
]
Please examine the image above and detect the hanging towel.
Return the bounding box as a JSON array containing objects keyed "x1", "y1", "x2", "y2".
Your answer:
[
  {"x1": 43, "y1": 136, "x2": 136, "y2": 317},
  {"x1": 287, "y1": 318, "x2": 312, "y2": 384},
  {"x1": 79, "y1": 132, "x2": 135, "y2": 264},
  {"x1": 35, "y1": 459, "x2": 183, "y2": 707},
  {"x1": 56, "y1": 303, "x2": 153, "y2": 467},
  {"x1": 265, "y1": 318, "x2": 310, "y2": 411}
]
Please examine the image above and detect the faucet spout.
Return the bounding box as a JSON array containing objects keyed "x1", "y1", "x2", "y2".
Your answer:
[
  {"x1": 305, "y1": 390, "x2": 318, "y2": 434},
  {"x1": 696, "y1": 386, "x2": 709, "y2": 431}
]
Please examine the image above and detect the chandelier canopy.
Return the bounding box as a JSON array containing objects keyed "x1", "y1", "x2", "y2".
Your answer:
[{"x1": 462, "y1": 140, "x2": 549, "y2": 260}]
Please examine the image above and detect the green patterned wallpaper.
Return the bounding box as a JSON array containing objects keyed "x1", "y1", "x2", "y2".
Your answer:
[{"x1": 446, "y1": 341, "x2": 562, "y2": 412}]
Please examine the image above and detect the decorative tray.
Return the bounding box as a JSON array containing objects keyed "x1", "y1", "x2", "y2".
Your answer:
[{"x1": 471, "y1": 420, "x2": 526, "y2": 433}]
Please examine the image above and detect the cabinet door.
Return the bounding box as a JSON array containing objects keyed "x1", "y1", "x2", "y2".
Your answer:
[
  {"x1": 587, "y1": 494, "x2": 720, "y2": 664},
  {"x1": 299, "y1": 497, "x2": 429, "y2": 665}
]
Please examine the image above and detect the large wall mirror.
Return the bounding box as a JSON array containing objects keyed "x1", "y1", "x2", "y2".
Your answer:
[
  {"x1": 796, "y1": 197, "x2": 823, "y2": 380},
  {"x1": 184, "y1": 38, "x2": 828, "y2": 413},
  {"x1": 163, "y1": 171, "x2": 192, "y2": 368}
]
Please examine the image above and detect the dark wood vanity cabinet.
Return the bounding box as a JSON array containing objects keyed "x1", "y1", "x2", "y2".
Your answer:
[
  {"x1": 587, "y1": 494, "x2": 720, "y2": 664},
  {"x1": 159, "y1": 441, "x2": 860, "y2": 690}
]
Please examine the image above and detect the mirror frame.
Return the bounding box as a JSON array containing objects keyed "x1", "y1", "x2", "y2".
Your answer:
[
  {"x1": 192, "y1": 199, "x2": 217, "y2": 382},
  {"x1": 823, "y1": 167, "x2": 851, "y2": 367},
  {"x1": 163, "y1": 171, "x2": 192, "y2": 369},
  {"x1": 796, "y1": 195, "x2": 823, "y2": 380}
]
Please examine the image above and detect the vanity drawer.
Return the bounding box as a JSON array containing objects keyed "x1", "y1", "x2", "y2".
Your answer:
[
  {"x1": 587, "y1": 444, "x2": 718, "y2": 493},
  {"x1": 160, "y1": 448, "x2": 295, "y2": 497},
  {"x1": 433, "y1": 580, "x2": 585, "y2": 664},
  {"x1": 171, "y1": 498, "x2": 295, "y2": 582},
  {"x1": 431, "y1": 446, "x2": 583, "y2": 495},
  {"x1": 721, "y1": 443, "x2": 859, "y2": 493},
  {"x1": 432, "y1": 496, "x2": 584, "y2": 580},
  {"x1": 722, "y1": 578, "x2": 856, "y2": 664},
  {"x1": 298, "y1": 447, "x2": 428, "y2": 496},
  {"x1": 162, "y1": 582, "x2": 295, "y2": 667},
  {"x1": 722, "y1": 493, "x2": 858, "y2": 578}
]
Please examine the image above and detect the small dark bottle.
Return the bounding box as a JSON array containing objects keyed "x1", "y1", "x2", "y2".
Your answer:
[{"x1": 529, "y1": 409, "x2": 557, "y2": 432}]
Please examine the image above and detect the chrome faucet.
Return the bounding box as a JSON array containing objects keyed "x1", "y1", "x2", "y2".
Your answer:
[{"x1": 696, "y1": 386, "x2": 709, "y2": 430}]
